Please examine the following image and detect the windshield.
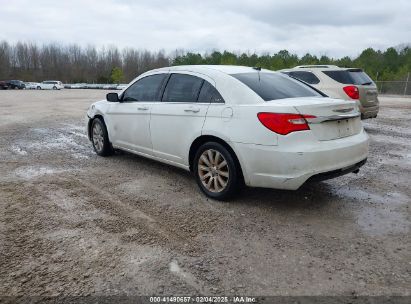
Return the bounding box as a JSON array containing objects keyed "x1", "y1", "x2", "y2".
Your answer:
[{"x1": 231, "y1": 72, "x2": 322, "y2": 101}]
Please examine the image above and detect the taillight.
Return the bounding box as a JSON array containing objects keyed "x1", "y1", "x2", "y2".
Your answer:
[
  {"x1": 343, "y1": 85, "x2": 359, "y2": 99},
  {"x1": 257, "y1": 113, "x2": 316, "y2": 135}
]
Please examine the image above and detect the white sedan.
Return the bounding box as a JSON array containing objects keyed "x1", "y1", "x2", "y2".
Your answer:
[{"x1": 86, "y1": 65, "x2": 369, "y2": 200}]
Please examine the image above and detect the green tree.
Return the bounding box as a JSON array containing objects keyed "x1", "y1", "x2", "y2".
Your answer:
[{"x1": 110, "y1": 67, "x2": 124, "y2": 84}]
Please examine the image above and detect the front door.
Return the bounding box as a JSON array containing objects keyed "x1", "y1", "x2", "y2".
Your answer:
[{"x1": 105, "y1": 73, "x2": 167, "y2": 156}]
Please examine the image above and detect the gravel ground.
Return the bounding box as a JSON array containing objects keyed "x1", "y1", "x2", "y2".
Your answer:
[{"x1": 0, "y1": 90, "x2": 410, "y2": 297}]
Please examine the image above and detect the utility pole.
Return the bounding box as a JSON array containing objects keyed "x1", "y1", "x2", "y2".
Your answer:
[{"x1": 404, "y1": 72, "x2": 410, "y2": 96}]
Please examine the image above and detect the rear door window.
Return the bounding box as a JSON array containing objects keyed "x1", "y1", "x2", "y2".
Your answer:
[
  {"x1": 162, "y1": 74, "x2": 204, "y2": 103},
  {"x1": 198, "y1": 81, "x2": 224, "y2": 103},
  {"x1": 287, "y1": 71, "x2": 320, "y2": 84},
  {"x1": 231, "y1": 72, "x2": 322, "y2": 101},
  {"x1": 122, "y1": 74, "x2": 167, "y2": 102}
]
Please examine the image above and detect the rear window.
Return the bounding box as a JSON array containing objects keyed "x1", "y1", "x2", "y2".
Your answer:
[
  {"x1": 323, "y1": 70, "x2": 374, "y2": 85},
  {"x1": 348, "y1": 69, "x2": 374, "y2": 85},
  {"x1": 231, "y1": 72, "x2": 322, "y2": 101}
]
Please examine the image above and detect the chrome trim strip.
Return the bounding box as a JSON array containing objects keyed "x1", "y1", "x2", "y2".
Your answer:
[{"x1": 305, "y1": 112, "x2": 360, "y2": 123}]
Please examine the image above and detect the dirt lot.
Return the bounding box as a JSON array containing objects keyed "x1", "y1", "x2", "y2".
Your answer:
[{"x1": 0, "y1": 90, "x2": 410, "y2": 297}]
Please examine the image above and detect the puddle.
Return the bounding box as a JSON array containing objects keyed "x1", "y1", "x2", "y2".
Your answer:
[
  {"x1": 357, "y1": 206, "x2": 410, "y2": 236},
  {"x1": 331, "y1": 186, "x2": 410, "y2": 236},
  {"x1": 333, "y1": 186, "x2": 409, "y2": 206}
]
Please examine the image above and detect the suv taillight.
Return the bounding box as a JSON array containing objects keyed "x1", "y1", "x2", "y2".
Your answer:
[
  {"x1": 343, "y1": 85, "x2": 359, "y2": 99},
  {"x1": 257, "y1": 113, "x2": 316, "y2": 135}
]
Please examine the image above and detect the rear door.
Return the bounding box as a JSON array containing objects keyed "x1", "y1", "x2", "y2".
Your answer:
[
  {"x1": 150, "y1": 73, "x2": 211, "y2": 166},
  {"x1": 106, "y1": 73, "x2": 167, "y2": 155}
]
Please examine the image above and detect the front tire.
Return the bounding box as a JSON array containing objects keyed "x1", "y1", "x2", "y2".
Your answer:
[
  {"x1": 193, "y1": 142, "x2": 241, "y2": 200},
  {"x1": 91, "y1": 118, "x2": 113, "y2": 156}
]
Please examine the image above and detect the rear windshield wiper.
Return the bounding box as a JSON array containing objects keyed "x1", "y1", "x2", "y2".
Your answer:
[{"x1": 361, "y1": 82, "x2": 372, "y2": 85}]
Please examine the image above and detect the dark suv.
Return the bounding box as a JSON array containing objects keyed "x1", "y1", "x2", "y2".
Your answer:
[{"x1": 7, "y1": 80, "x2": 26, "y2": 89}]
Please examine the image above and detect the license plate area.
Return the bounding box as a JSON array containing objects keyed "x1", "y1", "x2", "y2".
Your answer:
[
  {"x1": 308, "y1": 117, "x2": 361, "y2": 141},
  {"x1": 336, "y1": 119, "x2": 355, "y2": 138}
]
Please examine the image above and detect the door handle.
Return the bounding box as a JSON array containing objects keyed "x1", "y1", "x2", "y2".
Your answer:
[
  {"x1": 184, "y1": 107, "x2": 200, "y2": 113},
  {"x1": 137, "y1": 106, "x2": 149, "y2": 110}
]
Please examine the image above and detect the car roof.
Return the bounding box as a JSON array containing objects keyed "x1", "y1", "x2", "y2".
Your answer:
[
  {"x1": 281, "y1": 65, "x2": 362, "y2": 72},
  {"x1": 148, "y1": 65, "x2": 274, "y2": 76}
]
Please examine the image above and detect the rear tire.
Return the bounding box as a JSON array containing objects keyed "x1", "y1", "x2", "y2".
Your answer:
[
  {"x1": 91, "y1": 118, "x2": 113, "y2": 156},
  {"x1": 193, "y1": 142, "x2": 241, "y2": 200},
  {"x1": 37, "y1": 86, "x2": 41, "y2": 90}
]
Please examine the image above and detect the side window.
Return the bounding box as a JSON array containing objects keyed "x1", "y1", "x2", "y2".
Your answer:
[
  {"x1": 162, "y1": 74, "x2": 204, "y2": 103},
  {"x1": 198, "y1": 81, "x2": 225, "y2": 103},
  {"x1": 122, "y1": 74, "x2": 166, "y2": 102},
  {"x1": 289, "y1": 71, "x2": 320, "y2": 84}
]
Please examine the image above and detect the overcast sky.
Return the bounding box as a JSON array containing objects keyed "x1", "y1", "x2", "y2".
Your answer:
[{"x1": 1, "y1": 0, "x2": 410, "y2": 58}]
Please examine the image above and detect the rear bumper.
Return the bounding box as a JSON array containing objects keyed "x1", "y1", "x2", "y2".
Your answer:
[
  {"x1": 233, "y1": 129, "x2": 369, "y2": 190},
  {"x1": 359, "y1": 104, "x2": 379, "y2": 119},
  {"x1": 306, "y1": 158, "x2": 366, "y2": 183}
]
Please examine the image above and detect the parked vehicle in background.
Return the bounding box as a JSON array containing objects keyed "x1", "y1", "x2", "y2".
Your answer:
[
  {"x1": 102, "y1": 84, "x2": 119, "y2": 90},
  {"x1": 280, "y1": 65, "x2": 379, "y2": 119},
  {"x1": 37, "y1": 81, "x2": 64, "y2": 90},
  {"x1": 116, "y1": 84, "x2": 127, "y2": 90},
  {"x1": 86, "y1": 65, "x2": 368, "y2": 200},
  {"x1": 6, "y1": 80, "x2": 26, "y2": 89},
  {"x1": 0, "y1": 81, "x2": 9, "y2": 90},
  {"x1": 24, "y1": 82, "x2": 40, "y2": 89},
  {"x1": 66, "y1": 83, "x2": 87, "y2": 89}
]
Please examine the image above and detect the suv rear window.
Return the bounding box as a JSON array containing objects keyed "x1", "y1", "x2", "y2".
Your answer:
[
  {"x1": 348, "y1": 69, "x2": 374, "y2": 85},
  {"x1": 231, "y1": 72, "x2": 322, "y2": 101},
  {"x1": 323, "y1": 70, "x2": 374, "y2": 85}
]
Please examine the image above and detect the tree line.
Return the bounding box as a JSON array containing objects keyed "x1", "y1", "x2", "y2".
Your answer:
[
  {"x1": 0, "y1": 41, "x2": 169, "y2": 83},
  {"x1": 0, "y1": 40, "x2": 410, "y2": 83}
]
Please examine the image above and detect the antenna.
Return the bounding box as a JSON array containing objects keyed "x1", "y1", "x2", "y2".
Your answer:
[{"x1": 253, "y1": 66, "x2": 262, "y2": 81}]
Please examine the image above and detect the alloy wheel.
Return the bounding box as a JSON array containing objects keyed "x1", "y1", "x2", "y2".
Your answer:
[
  {"x1": 92, "y1": 122, "x2": 104, "y2": 153},
  {"x1": 198, "y1": 149, "x2": 229, "y2": 193}
]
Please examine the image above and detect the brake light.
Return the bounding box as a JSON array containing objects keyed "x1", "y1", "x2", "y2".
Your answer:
[
  {"x1": 257, "y1": 113, "x2": 316, "y2": 135},
  {"x1": 343, "y1": 85, "x2": 359, "y2": 99}
]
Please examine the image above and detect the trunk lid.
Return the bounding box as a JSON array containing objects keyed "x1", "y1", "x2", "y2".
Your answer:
[{"x1": 267, "y1": 97, "x2": 362, "y2": 141}]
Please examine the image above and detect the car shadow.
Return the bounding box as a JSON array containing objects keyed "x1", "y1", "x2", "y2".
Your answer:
[{"x1": 111, "y1": 150, "x2": 342, "y2": 209}]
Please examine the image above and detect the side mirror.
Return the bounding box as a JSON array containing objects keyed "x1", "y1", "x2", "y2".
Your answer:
[{"x1": 106, "y1": 92, "x2": 119, "y2": 102}]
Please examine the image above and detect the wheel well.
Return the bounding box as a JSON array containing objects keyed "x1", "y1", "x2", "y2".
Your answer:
[
  {"x1": 189, "y1": 135, "x2": 244, "y2": 179},
  {"x1": 88, "y1": 114, "x2": 105, "y2": 140}
]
